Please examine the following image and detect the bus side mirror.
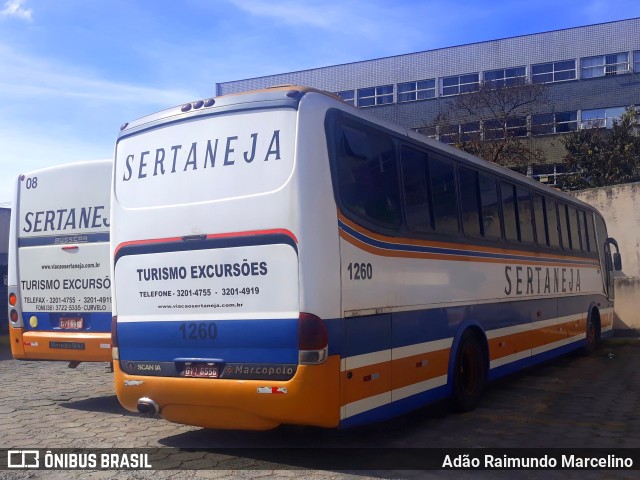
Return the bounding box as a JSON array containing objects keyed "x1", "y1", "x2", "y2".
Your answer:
[{"x1": 613, "y1": 252, "x2": 622, "y2": 271}]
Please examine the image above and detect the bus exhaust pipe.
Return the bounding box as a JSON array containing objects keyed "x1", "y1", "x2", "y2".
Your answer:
[{"x1": 137, "y1": 398, "x2": 159, "y2": 416}]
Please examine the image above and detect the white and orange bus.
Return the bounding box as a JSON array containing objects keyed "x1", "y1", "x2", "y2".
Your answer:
[
  {"x1": 111, "y1": 86, "x2": 620, "y2": 430},
  {"x1": 8, "y1": 160, "x2": 113, "y2": 366}
]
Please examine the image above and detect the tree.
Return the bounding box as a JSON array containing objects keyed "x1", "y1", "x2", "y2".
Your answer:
[
  {"x1": 559, "y1": 107, "x2": 640, "y2": 191},
  {"x1": 419, "y1": 80, "x2": 550, "y2": 168}
]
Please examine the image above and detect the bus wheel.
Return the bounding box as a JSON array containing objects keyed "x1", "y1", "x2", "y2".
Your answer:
[
  {"x1": 582, "y1": 311, "x2": 600, "y2": 355},
  {"x1": 451, "y1": 331, "x2": 486, "y2": 413}
]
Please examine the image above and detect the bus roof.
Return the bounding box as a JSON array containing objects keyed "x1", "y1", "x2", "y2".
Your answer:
[{"x1": 119, "y1": 85, "x2": 597, "y2": 214}]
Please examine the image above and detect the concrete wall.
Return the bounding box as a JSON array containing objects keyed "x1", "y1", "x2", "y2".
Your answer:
[
  {"x1": 614, "y1": 277, "x2": 640, "y2": 333},
  {"x1": 572, "y1": 182, "x2": 640, "y2": 332},
  {"x1": 572, "y1": 182, "x2": 640, "y2": 278}
]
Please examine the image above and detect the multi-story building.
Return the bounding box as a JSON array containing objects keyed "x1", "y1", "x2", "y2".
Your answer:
[{"x1": 216, "y1": 18, "x2": 640, "y2": 184}]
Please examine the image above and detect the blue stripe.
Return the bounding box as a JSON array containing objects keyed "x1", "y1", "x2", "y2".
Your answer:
[
  {"x1": 19, "y1": 232, "x2": 110, "y2": 247},
  {"x1": 118, "y1": 318, "x2": 299, "y2": 363},
  {"x1": 22, "y1": 311, "x2": 112, "y2": 332},
  {"x1": 339, "y1": 384, "x2": 449, "y2": 428},
  {"x1": 343, "y1": 296, "x2": 603, "y2": 357},
  {"x1": 343, "y1": 314, "x2": 392, "y2": 357},
  {"x1": 488, "y1": 337, "x2": 584, "y2": 380},
  {"x1": 339, "y1": 220, "x2": 597, "y2": 267}
]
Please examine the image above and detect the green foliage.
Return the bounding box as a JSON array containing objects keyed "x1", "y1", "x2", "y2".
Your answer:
[{"x1": 560, "y1": 107, "x2": 640, "y2": 190}]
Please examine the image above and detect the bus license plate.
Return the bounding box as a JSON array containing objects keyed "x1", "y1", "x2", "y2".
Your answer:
[
  {"x1": 60, "y1": 318, "x2": 83, "y2": 329},
  {"x1": 184, "y1": 364, "x2": 218, "y2": 378}
]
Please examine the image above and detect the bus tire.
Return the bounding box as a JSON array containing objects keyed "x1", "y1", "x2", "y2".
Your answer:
[
  {"x1": 582, "y1": 309, "x2": 600, "y2": 356},
  {"x1": 451, "y1": 330, "x2": 486, "y2": 413}
]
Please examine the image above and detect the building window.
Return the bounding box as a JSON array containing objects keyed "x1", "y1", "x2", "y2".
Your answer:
[
  {"x1": 357, "y1": 85, "x2": 394, "y2": 107},
  {"x1": 580, "y1": 106, "x2": 626, "y2": 129},
  {"x1": 337, "y1": 90, "x2": 355, "y2": 106},
  {"x1": 441, "y1": 73, "x2": 479, "y2": 96},
  {"x1": 398, "y1": 79, "x2": 436, "y2": 103},
  {"x1": 581, "y1": 53, "x2": 629, "y2": 78},
  {"x1": 483, "y1": 117, "x2": 527, "y2": 140},
  {"x1": 438, "y1": 122, "x2": 480, "y2": 144},
  {"x1": 635, "y1": 51, "x2": 640, "y2": 73},
  {"x1": 439, "y1": 124, "x2": 459, "y2": 144},
  {"x1": 532, "y1": 111, "x2": 577, "y2": 135},
  {"x1": 484, "y1": 67, "x2": 526, "y2": 87},
  {"x1": 531, "y1": 60, "x2": 576, "y2": 83}
]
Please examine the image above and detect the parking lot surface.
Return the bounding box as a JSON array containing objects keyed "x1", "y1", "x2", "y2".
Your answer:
[{"x1": 0, "y1": 335, "x2": 639, "y2": 480}]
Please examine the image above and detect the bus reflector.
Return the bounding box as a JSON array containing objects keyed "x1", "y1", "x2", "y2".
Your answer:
[
  {"x1": 9, "y1": 293, "x2": 16, "y2": 306},
  {"x1": 10, "y1": 309, "x2": 18, "y2": 323}
]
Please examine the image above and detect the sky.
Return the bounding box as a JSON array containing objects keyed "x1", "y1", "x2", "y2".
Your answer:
[{"x1": 1, "y1": 0, "x2": 640, "y2": 205}]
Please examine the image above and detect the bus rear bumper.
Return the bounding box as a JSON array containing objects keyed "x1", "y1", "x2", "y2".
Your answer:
[
  {"x1": 9, "y1": 327, "x2": 112, "y2": 362},
  {"x1": 114, "y1": 355, "x2": 341, "y2": 430}
]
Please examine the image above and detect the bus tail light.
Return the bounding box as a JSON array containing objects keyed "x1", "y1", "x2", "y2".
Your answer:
[
  {"x1": 298, "y1": 313, "x2": 328, "y2": 365},
  {"x1": 8, "y1": 289, "x2": 22, "y2": 326},
  {"x1": 111, "y1": 316, "x2": 120, "y2": 360}
]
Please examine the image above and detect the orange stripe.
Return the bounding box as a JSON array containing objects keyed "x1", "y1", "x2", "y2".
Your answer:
[
  {"x1": 341, "y1": 361, "x2": 392, "y2": 405},
  {"x1": 340, "y1": 229, "x2": 598, "y2": 268},
  {"x1": 391, "y1": 349, "x2": 449, "y2": 391},
  {"x1": 338, "y1": 211, "x2": 599, "y2": 266},
  {"x1": 337, "y1": 310, "x2": 597, "y2": 409},
  {"x1": 18, "y1": 331, "x2": 112, "y2": 362},
  {"x1": 488, "y1": 317, "x2": 587, "y2": 361}
]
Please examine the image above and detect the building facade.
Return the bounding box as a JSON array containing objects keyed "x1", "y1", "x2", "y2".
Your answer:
[{"x1": 216, "y1": 18, "x2": 640, "y2": 184}]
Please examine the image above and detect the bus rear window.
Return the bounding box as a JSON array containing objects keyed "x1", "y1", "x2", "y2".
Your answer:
[{"x1": 114, "y1": 109, "x2": 296, "y2": 208}]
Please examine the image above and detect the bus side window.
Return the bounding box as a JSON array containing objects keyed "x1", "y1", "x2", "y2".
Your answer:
[
  {"x1": 568, "y1": 206, "x2": 582, "y2": 252},
  {"x1": 501, "y1": 182, "x2": 518, "y2": 242},
  {"x1": 429, "y1": 157, "x2": 459, "y2": 234},
  {"x1": 545, "y1": 199, "x2": 560, "y2": 248},
  {"x1": 533, "y1": 193, "x2": 548, "y2": 246},
  {"x1": 479, "y1": 174, "x2": 501, "y2": 240},
  {"x1": 338, "y1": 124, "x2": 401, "y2": 229},
  {"x1": 558, "y1": 203, "x2": 571, "y2": 250},
  {"x1": 516, "y1": 187, "x2": 534, "y2": 244},
  {"x1": 581, "y1": 210, "x2": 591, "y2": 252},
  {"x1": 458, "y1": 166, "x2": 481, "y2": 237},
  {"x1": 400, "y1": 146, "x2": 432, "y2": 232},
  {"x1": 586, "y1": 212, "x2": 597, "y2": 254}
]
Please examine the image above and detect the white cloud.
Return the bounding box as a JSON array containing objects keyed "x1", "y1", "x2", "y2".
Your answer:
[
  {"x1": 226, "y1": 0, "x2": 342, "y2": 29},
  {"x1": 0, "y1": 0, "x2": 32, "y2": 21},
  {"x1": 224, "y1": 0, "x2": 410, "y2": 41},
  {"x1": 0, "y1": 43, "x2": 202, "y2": 205},
  {"x1": 0, "y1": 44, "x2": 197, "y2": 106}
]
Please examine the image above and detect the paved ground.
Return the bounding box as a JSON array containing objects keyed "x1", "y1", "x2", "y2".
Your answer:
[{"x1": 0, "y1": 334, "x2": 639, "y2": 480}]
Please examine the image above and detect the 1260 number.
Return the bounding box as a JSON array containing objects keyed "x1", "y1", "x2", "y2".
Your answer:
[
  {"x1": 347, "y1": 262, "x2": 373, "y2": 280},
  {"x1": 179, "y1": 322, "x2": 217, "y2": 340}
]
